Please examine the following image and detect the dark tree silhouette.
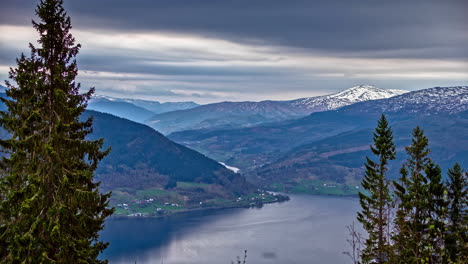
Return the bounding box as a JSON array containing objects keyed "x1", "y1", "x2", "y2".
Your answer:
[{"x1": 0, "y1": 0, "x2": 112, "y2": 262}]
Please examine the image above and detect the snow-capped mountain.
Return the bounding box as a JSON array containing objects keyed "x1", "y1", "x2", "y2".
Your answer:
[
  {"x1": 169, "y1": 85, "x2": 468, "y2": 190},
  {"x1": 146, "y1": 85, "x2": 408, "y2": 134},
  {"x1": 344, "y1": 86, "x2": 468, "y2": 115},
  {"x1": 289, "y1": 85, "x2": 408, "y2": 111}
]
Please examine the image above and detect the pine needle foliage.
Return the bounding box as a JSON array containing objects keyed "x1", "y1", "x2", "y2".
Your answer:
[
  {"x1": 445, "y1": 163, "x2": 467, "y2": 263},
  {"x1": 354, "y1": 118, "x2": 468, "y2": 264},
  {"x1": 425, "y1": 161, "x2": 448, "y2": 263},
  {"x1": 0, "y1": 0, "x2": 113, "y2": 262},
  {"x1": 393, "y1": 126, "x2": 441, "y2": 263},
  {"x1": 357, "y1": 114, "x2": 396, "y2": 264}
]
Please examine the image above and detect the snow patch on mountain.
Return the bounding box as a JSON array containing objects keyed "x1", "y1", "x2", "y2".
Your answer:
[
  {"x1": 360, "y1": 86, "x2": 468, "y2": 114},
  {"x1": 290, "y1": 85, "x2": 408, "y2": 111}
]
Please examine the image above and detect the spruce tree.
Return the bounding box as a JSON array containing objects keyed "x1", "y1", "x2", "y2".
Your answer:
[
  {"x1": 425, "y1": 161, "x2": 447, "y2": 263},
  {"x1": 357, "y1": 114, "x2": 396, "y2": 264},
  {"x1": 445, "y1": 163, "x2": 467, "y2": 263},
  {"x1": 393, "y1": 126, "x2": 434, "y2": 263},
  {"x1": 393, "y1": 165, "x2": 413, "y2": 261},
  {"x1": 0, "y1": 0, "x2": 113, "y2": 262}
]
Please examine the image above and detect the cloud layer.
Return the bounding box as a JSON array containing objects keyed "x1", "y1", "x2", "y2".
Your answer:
[{"x1": 1, "y1": 0, "x2": 467, "y2": 103}]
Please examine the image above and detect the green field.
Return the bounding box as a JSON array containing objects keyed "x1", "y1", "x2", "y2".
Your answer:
[
  {"x1": 176, "y1": 181, "x2": 211, "y2": 189},
  {"x1": 269, "y1": 180, "x2": 362, "y2": 196},
  {"x1": 109, "y1": 183, "x2": 288, "y2": 217}
]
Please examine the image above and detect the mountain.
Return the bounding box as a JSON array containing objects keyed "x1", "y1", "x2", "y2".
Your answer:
[
  {"x1": 146, "y1": 100, "x2": 306, "y2": 134},
  {"x1": 115, "y1": 98, "x2": 199, "y2": 114},
  {"x1": 83, "y1": 110, "x2": 253, "y2": 196},
  {"x1": 88, "y1": 98, "x2": 156, "y2": 123},
  {"x1": 0, "y1": 96, "x2": 276, "y2": 214},
  {"x1": 0, "y1": 92, "x2": 7, "y2": 110},
  {"x1": 254, "y1": 112, "x2": 467, "y2": 191},
  {"x1": 146, "y1": 85, "x2": 407, "y2": 134},
  {"x1": 169, "y1": 86, "x2": 468, "y2": 194},
  {"x1": 0, "y1": 106, "x2": 253, "y2": 199},
  {"x1": 87, "y1": 95, "x2": 199, "y2": 123},
  {"x1": 290, "y1": 85, "x2": 408, "y2": 112},
  {"x1": 343, "y1": 86, "x2": 468, "y2": 114}
]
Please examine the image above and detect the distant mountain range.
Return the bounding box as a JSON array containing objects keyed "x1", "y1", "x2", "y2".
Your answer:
[
  {"x1": 169, "y1": 86, "x2": 468, "y2": 193},
  {"x1": 2, "y1": 86, "x2": 200, "y2": 124},
  {"x1": 88, "y1": 98, "x2": 156, "y2": 123},
  {"x1": 145, "y1": 100, "x2": 304, "y2": 135},
  {"x1": 88, "y1": 95, "x2": 199, "y2": 123},
  {"x1": 1, "y1": 83, "x2": 466, "y2": 197},
  {"x1": 146, "y1": 85, "x2": 408, "y2": 134},
  {"x1": 109, "y1": 97, "x2": 199, "y2": 114}
]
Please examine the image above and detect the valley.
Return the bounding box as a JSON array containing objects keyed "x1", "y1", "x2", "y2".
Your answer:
[
  {"x1": 2, "y1": 1, "x2": 466, "y2": 263},
  {"x1": 2, "y1": 85, "x2": 465, "y2": 214},
  {"x1": 82, "y1": 111, "x2": 290, "y2": 216},
  {"x1": 168, "y1": 86, "x2": 468, "y2": 195},
  {"x1": 84, "y1": 85, "x2": 467, "y2": 203}
]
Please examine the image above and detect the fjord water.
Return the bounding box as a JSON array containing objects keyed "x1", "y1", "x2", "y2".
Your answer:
[{"x1": 100, "y1": 195, "x2": 360, "y2": 264}]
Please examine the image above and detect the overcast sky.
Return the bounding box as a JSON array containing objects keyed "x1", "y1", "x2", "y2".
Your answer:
[{"x1": 1, "y1": 0, "x2": 467, "y2": 103}]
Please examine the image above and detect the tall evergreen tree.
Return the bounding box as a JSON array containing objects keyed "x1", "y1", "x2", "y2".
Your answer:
[
  {"x1": 425, "y1": 161, "x2": 448, "y2": 263},
  {"x1": 445, "y1": 163, "x2": 467, "y2": 263},
  {"x1": 357, "y1": 114, "x2": 396, "y2": 264},
  {"x1": 393, "y1": 126, "x2": 435, "y2": 263},
  {"x1": 0, "y1": 0, "x2": 113, "y2": 262}
]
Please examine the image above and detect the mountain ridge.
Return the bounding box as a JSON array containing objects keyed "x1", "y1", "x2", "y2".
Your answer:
[
  {"x1": 147, "y1": 85, "x2": 407, "y2": 134},
  {"x1": 168, "y1": 86, "x2": 468, "y2": 194},
  {"x1": 82, "y1": 110, "x2": 253, "y2": 196},
  {"x1": 290, "y1": 85, "x2": 408, "y2": 111},
  {"x1": 338, "y1": 86, "x2": 467, "y2": 115},
  {"x1": 92, "y1": 95, "x2": 199, "y2": 114},
  {"x1": 87, "y1": 95, "x2": 200, "y2": 123}
]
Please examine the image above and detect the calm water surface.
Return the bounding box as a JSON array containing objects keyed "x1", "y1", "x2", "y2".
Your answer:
[{"x1": 100, "y1": 195, "x2": 361, "y2": 264}]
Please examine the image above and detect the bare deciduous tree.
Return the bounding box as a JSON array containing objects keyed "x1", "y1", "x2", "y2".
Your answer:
[{"x1": 343, "y1": 222, "x2": 364, "y2": 264}]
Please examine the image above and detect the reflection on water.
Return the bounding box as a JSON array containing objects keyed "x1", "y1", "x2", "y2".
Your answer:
[{"x1": 100, "y1": 195, "x2": 360, "y2": 264}]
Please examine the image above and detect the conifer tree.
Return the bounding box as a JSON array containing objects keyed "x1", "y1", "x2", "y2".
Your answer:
[
  {"x1": 0, "y1": 0, "x2": 113, "y2": 262},
  {"x1": 357, "y1": 114, "x2": 396, "y2": 264},
  {"x1": 393, "y1": 126, "x2": 433, "y2": 263},
  {"x1": 425, "y1": 161, "x2": 447, "y2": 263},
  {"x1": 445, "y1": 163, "x2": 467, "y2": 263}
]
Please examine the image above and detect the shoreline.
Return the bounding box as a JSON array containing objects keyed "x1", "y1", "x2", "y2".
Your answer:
[
  {"x1": 109, "y1": 190, "x2": 362, "y2": 219},
  {"x1": 111, "y1": 194, "x2": 290, "y2": 219}
]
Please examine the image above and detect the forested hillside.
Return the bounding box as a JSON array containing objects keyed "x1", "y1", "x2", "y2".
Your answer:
[
  {"x1": 170, "y1": 87, "x2": 468, "y2": 194},
  {"x1": 83, "y1": 110, "x2": 252, "y2": 196}
]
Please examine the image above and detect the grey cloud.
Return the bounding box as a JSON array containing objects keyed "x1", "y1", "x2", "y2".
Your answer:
[
  {"x1": 1, "y1": 0, "x2": 467, "y2": 59},
  {"x1": 95, "y1": 86, "x2": 184, "y2": 97},
  {"x1": 78, "y1": 56, "x2": 279, "y2": 77},
  {"x1": 1, "y1": 0, "x2": 467, "y2": 103}
]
